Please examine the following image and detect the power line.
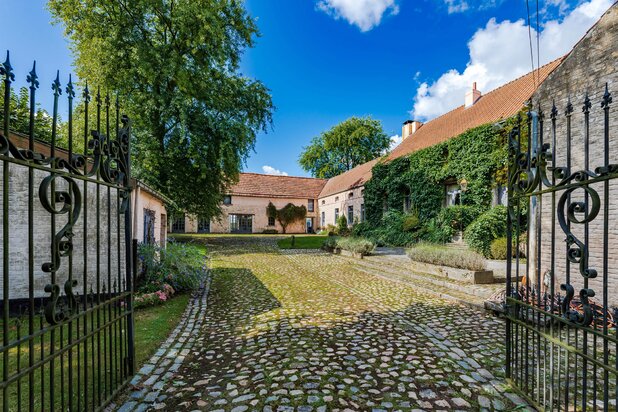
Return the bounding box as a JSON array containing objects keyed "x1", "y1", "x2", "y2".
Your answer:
[
  {"x1": 526, "y1": 0, "x2": 537, "y2": 87},
  {"x1": 536, "y1": 0, "x2": 541, "y2": 86}
]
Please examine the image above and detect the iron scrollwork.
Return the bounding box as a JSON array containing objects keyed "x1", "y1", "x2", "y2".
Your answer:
[{"x1": 509, "y1": 91, "x2": 616, "y2": 328}]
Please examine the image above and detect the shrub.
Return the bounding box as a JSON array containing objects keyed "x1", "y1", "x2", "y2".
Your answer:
[
  {"x1": 262, "y1": 229, "x2": 279, "y2": 234},
  {"x1": 402, "y1": 212, "x2": 420, "y2": 232},
  {"x1": 336, "y1": 237, "x2": 376, "y2": 256},
  {"x1": 134, "y1": 283, "x2": 176, "y2": 309},
  {"x1": 465, "y1": 206, "x2": 508, "y2": 258},
  {"x1": 322, "y1": 237, "x2": 338, "y2": 251},
  {"x1": 406, "y1": 242, "x2": 486, "y2": 271},
  {"x1": 336, "y1": 215, "x2": 349, "y2": 236},
  {"x1": 490, "y1": 237, "x2": 513, "y2": 260},
  {"x1": 138, "y1": 241, "x2": 205, "y2": 293}
]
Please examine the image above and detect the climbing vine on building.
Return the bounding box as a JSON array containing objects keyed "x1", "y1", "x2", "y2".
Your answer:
[{"x1": 362, "y1": 115, "x2": 520, "y2": 246}]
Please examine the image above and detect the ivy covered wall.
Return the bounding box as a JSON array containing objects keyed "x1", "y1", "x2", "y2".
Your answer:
[{"x1": 364, "y1": 120, "x2": 514, "y2": 230}]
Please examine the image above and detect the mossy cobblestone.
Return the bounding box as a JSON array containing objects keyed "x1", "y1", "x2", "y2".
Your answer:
[{"x1": 120, "y1": 237, "x2": 529, "y2": 411}]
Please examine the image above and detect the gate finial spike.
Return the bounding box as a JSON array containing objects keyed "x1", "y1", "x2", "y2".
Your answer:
[
  {"x1": 565, "y1": 96, "x2": 573, "y2": 115},
  {"x1": 83, "y1": 81, "x2": 91, "y2": 103},
  {"x1": 583, "y1": 92, "x2": 591, "y2": 113},
  {"x1": 66, "y1": 74, "x2": 75, "y2": 98},
  {"x1": 602, "y1": 83, "x2": 612, "y2": 108},
  {"x1": 27, "y1": 61, "x2": 39, "y2": 89},
  {"x1": 550, "y1": 99, "x2": 558, "y2": 120},
  {"x1": 52, "y1": 70, "x2": 62, "y2": 96},
  {"x1": 0, "y1": 50, "x2": 15, "y2": 81}
]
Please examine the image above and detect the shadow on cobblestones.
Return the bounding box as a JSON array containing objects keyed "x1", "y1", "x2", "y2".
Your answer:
[{"x1": 138, "y1": 237, "x2": 529, "y2": 412}]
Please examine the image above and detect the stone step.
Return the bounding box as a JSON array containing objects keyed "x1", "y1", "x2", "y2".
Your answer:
[
  {"x1": 338, "y1": 254, "x2": 503, "y2": 312},
  {"x1": 363, "y1": 254, "x2": 502, "y2": 294}
]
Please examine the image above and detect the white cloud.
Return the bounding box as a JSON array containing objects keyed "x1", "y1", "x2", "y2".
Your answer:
[
  {"x1": 445, "y1": 0, "x2": 469, "y2": 14},
  {"x1": 411, "y1": 0, "x2": 613, "y2": 121},
  {"x1": 262, "y1": 165, "x2": 289, "y2": 176},
  {"x1": 316, "y1": 0, "x2": 399, "y2": 32},
  {"x1": 388, "y1": 134, "x2": 402, "y2": 152}
]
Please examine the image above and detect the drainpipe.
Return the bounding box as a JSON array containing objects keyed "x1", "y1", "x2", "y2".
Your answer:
[
  {"x1": 528, "y1": 111, "x2": 539, "y2": 288},
  {"x1": 133, "y1": 184, "x2": 140, "y2": 242}
]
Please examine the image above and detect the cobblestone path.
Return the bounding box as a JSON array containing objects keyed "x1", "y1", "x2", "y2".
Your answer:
[{"x1": 151, "y1": 237, "x2": 528, "y2": 411}]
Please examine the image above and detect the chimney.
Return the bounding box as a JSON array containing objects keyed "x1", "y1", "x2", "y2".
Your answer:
[
  {"x1": 465, "y1": 82, "x2": 482, "y2": 108},
  {"x1": 402, "y1": 120, "x2": 423, "y2": 140}
]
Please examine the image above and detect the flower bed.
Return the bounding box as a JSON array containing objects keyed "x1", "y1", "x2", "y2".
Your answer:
[
  {"x1": 406, "y1": 243, "x2": 493, "y2": 284},
  {"x1": 322, "y1": 237, "x2": 376, "y2": 258}
]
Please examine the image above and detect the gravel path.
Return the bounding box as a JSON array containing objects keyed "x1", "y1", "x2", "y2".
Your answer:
[{"x1": 146, "y1": 237, "x2": 529, "y2": 411}]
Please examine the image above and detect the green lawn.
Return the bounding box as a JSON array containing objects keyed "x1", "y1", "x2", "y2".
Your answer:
[
  {"x1": 171, "y1": 233, "x2": 284, "y2": 239},
  {"x1": 1, "y1": 294, "x2": 190, "y2": 410},
  {"x1": 134, "y1": 294, "x2": 189, "y2": 364},
  {"x1": 277, "y1": 235, "x2": 327, "y2": 249}
]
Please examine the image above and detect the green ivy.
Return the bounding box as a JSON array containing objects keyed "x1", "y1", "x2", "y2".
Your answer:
[{"x1": 364, "y1": 117, "x2": 518, "y2": 245}]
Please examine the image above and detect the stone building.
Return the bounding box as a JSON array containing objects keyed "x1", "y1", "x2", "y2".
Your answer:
[
  {"x1": 175, "y1": 173, "x2": 326, "y2": 234},
  {"x1": 533, "y1": 3, "x2": 618, "y2": 305},
  {"x1": 316, "y1": 159, "x2": 377, "y2": 228}
]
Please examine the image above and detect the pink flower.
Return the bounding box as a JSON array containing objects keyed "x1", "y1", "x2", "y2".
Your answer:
[{"x1": 156, "y1": 290, "x2": 167, "y2": 301}]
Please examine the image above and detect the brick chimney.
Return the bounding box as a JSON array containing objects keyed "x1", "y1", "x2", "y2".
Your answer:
[
  {"x1": 402, "y1": 120, "x2": 423, "y2": 140},
  {"x1": 465, "y1": 82, "x2": 482, "y2": 108}
]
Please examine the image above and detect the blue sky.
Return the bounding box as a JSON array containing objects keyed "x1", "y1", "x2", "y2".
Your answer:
[{"x1": 1, "y1": 0, "x2": 612, "y2": 177}]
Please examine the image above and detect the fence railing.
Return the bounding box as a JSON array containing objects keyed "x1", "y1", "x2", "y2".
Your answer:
[
  {"x1": 506, "y1": 84, "x2": 618, "y2": 411},
  {"x1": 0, "y1": 51, "x2": 135, "y2": 411}
]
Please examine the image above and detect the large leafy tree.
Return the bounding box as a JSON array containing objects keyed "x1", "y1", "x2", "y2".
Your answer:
[
  {"x1": 299, "y1": 116, "x2": 389, "y2": 178},
  {"x1": 48, "y1": 0, "x2": 273, "y2": 217}
]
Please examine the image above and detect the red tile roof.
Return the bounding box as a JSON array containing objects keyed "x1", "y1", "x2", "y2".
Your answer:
[
  {"x1": 387, "y1": 58, "x2": 563, "y2": 160},
  {"x1": 318, "y1": 159, "x2": 379, "y2": 198},
  {"x1": 229, "y1": 173, "x2": 327, "y2": 199},
  {"x1": 316, "y1": 60, "x2": 563, "y2": 199}
]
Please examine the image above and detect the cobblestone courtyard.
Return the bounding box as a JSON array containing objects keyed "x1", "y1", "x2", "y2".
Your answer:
[{"x1": 147, "y1": 237, "x2": 527, "y2": 411}]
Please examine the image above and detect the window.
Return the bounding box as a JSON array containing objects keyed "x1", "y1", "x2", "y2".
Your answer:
[
  {"x1": 360, "y1": 204, "x2": 365, "y2": 222},
  {"x1": 335, "y1": 196, "x2": 339, "y2": 202},
  {"x1": 493, "y1": 185, "x2": 507, "y2": 206},
  {"x1": 308, "y1": 199, "x2": 314, "y2": 212},
  {"x1": 198, "y1": 218, "x2": 210, "y2": 233},
  {"x1": 171, "y1": 214, "x2": 185, "y2": 233},
  {"x1": 229, "y1": 214, "x2": 238, "y2": 231},
  {"x1": 229, "y1": 214, "x2": 252, "y2": 233},
  {"x1": 348, "y1": 192, "x2": 354, "y2": 199},
  {"x1": 347, "y1": 205, "x2": 354, "y2": 225},
  {"x1": 143, "y1": 209, "x2": 155, "y2": 244},
  {"x1": 334, "y1": 208, "x2": 339, "y2": 223},
  {"x1": 403, "y1": 189, "x2": 412, "y2": 212},
  {"x1": 223, "y1": 195, "x2": 232, "y2": 205},
  {"x1": 321, "y1": 211, "x2": 325, "y2": 227},
  {"x1": 321, "y1": 199, "x2": 325, "y2": 205},
  {"x1": 361, "y1": 189, "x2": 365, "y2": 197},
  {"x1": 445, "y1": 183, "x2": 461, "y2": 207},
  {"x1": 268, "y1": 216, "x2": 276, "y2": 226}
]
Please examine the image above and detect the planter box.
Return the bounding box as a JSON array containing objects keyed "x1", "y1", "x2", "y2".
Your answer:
[
  {"x1": 323, "y1": 247, "x2": 365, "y2": 259},
  {"x1": 408, "y1": 260, "x2": 494, "y2": 284},
  {"x1": 339, "y1": 249, "x2": 365, "y2": 259}
]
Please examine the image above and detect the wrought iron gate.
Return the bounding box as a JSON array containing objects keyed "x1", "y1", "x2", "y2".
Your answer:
[
  {"x1": 0, "y1": 52, "x2": 135, "y2": 411},
  {"x1": 506, "y1": 84, "x2": 617, "y2": 411}
]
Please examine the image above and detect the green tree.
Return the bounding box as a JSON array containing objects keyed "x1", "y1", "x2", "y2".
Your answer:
[
  {"x1": 0, "y1": 84, "x2": 56, "y2": 144},
  {"x1": 276, "y1": 203, "x2": 307, "y2": 234},
  {"x1": 299, "y1": 116, "x2": 389, "y2": 178},
  {"x1": 48, "y1": 0, "x2": 273, "y2": 217}
]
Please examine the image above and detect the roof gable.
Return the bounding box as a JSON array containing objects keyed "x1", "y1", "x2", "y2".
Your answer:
[
  {"x1": 229, "y1": 173, "x2": 327, "y2": 199},
  {"x1": 387, "y1": 58, "x2": 563, "y2": 160}
]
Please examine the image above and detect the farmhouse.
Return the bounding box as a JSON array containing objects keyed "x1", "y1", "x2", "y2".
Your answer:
[{"x1": 175, "y1": 173, "x2": 326, "y2": 234}]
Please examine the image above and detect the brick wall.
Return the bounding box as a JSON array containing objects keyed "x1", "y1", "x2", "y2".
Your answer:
[
  {"x1": 533, "y1": 4, "x2": 618, "y2": 305},
  {"x1": 0, "y1": 160, "x2": 128, "y2": 301}
]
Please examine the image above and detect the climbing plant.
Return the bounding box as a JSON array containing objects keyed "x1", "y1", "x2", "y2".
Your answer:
[
  {"x1": 363, "y1": 115, "x2": 519, "y2": 246},
  {"x1": 275, "y1": 203, "x2": 307, "y2": 234}
]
